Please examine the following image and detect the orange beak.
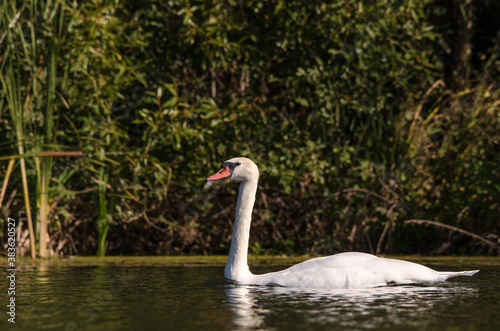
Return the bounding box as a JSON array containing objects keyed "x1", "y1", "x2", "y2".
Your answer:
[{"x1": 206, "y1": 166, "x2": 231, "y2": 182}]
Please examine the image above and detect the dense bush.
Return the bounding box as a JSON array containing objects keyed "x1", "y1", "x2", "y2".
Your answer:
[{"x1": 1, "y1": 0, "x2": 499, "y2": 257}]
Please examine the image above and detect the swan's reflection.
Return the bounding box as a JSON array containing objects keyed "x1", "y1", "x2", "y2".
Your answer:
[
  {"x1": 224, "y1": 283, "x2": 478, "y2": 329},
  {"x1": 224, "y1": 284, "x2": 268, "y2": 329}
]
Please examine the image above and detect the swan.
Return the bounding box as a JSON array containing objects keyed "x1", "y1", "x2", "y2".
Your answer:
[{"x1": 206, "y1": 157, "x2": 479, "y2": 289}]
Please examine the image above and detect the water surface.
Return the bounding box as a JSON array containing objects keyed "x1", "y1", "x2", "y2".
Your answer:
[{"x1": 1, "y1": 256, "x2": 498, "y2": 330}]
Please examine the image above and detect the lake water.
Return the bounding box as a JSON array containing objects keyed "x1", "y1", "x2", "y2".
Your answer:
[{"x1": 1, "y1": 256, "x2": 499, "y2": 330}]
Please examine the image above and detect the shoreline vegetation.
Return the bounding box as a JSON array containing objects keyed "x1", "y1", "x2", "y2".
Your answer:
[
  {"x1": 1, "y1": 255, "x2": 498, "y2": 269},
  {"x1": 1, "y1": 1, "x2": 499, "y2": 258}
]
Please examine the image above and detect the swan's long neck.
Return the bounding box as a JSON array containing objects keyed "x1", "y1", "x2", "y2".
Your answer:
[{"x1": 225, "y1": 178, "x2": 258, "y2": 281}]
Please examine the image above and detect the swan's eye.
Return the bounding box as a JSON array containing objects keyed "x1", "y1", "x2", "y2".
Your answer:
[{"x1": 220, "y1": 161, "x2": 241, "y2": 175}]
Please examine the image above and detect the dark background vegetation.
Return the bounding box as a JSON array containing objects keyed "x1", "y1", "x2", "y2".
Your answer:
[{"x1": 1, "y1": 0, "x2": 499, "y2": 258}]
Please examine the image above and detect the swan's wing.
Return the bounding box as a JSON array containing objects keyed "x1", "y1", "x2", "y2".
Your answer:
[{"x1": 252, "y1": 252, "x2": 387, "y2": 288}]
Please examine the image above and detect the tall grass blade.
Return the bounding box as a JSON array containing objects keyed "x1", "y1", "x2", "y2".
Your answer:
[
  {"x1": 39, "y1": 42, "x2": 57, "y2": 258},
  {"x1": 97, "y1": 167, "x2": 109, "y2": 257},
  {"x1": 0, "y1": 159, "x2": 16, "y2": 208},
  {"x1": 1, "y1": 2, "x2": 37, "y2": 259}
]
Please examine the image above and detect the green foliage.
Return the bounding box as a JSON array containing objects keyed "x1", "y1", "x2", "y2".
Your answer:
[{"x1": 1, "y1": 0, "x2": 499, "y2": 256}]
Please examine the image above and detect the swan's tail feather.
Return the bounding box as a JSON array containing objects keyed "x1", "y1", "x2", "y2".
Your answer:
[{"x1": 440, "y1": 270, "x2": 480, "y2": 279}]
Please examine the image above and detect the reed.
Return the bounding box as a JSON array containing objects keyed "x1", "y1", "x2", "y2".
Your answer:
[
  {"x1": 1, "y1": 0, "x2": 65, "y2": 258},
  {"x1": 0, "y1": 25, "x2": 37, "y2": 258},
  {"x1": 0, "y1": 159, "x2": 16, "y2": 211},
  {"x1": 38, "y1": 41, "x2": 58, "y2": 258},
  {"x1": 97, "y1": 167, "x2": 110, "y2": 257}
]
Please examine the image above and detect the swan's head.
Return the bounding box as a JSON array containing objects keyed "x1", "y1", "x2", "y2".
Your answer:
[{"x1": 206, "y1": 157, "x2": 259, "y2": 183}]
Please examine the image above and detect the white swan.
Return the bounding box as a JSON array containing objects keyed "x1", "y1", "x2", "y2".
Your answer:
[{"x1": 206, "y1": 157, "x2": 479, "y2": 289}]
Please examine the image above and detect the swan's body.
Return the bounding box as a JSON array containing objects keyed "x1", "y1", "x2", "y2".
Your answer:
[{"x1": 206, "y1": 157, "x2": 479, "y2": 289}]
